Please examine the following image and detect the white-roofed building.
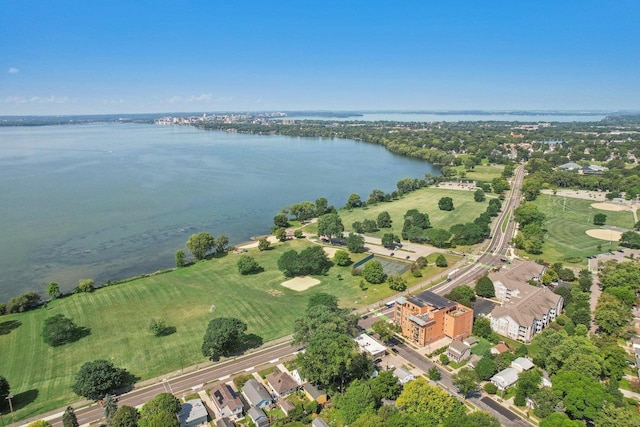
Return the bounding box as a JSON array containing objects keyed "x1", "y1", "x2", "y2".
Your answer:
[
  {"x1": 511, "y1": 357, "x2": 534, "y2": 372},
  {"x1": 355, "y1": 333, "x2": 387, "y2": 359},
  {"x1": 491, "y1": 367, "x2": 519, "y2": 391}
]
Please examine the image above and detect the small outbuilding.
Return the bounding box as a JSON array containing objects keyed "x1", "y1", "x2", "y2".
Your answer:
[
  {"x1": 511, "y1": 357, "x2": 534, "y2": 373},
  {"x1": 303, "y1": 383, "x2": 328, "y2": 404},
  {"x1": 393, "y1": 367, "x2": 415, "y2": 384},
  {"x1": 178, "y1": 398, "x2": 209, "y2": 427},
  {"x1": 247, "y1": 406, "x2": 269, "y2": 427}
]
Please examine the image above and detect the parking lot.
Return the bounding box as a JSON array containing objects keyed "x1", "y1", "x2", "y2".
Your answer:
[{"x1": 588, "y1": 248, "x2": 640, "y2": 271}]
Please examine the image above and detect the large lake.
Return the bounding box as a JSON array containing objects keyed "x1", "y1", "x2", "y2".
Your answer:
[
  {"x1": 0, "y1": 124, "x2": 438, "y2": 300},
  {"x1": 286, "y1": 112, "x2": 607, "y2": 122}
]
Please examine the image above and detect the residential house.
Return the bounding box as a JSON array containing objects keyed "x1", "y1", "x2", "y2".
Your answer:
[
  {"x1": 210, "y1": 383, "x2": 244, "y2": 420},
  {"x1": 303, "y1": 383, "x2": 328, "y2": 404},
  {"x1": 178, "y1": 398, "x2": 209, "y2": 427},
  {"x1": 511, "y1": 357, "x2": 534, "y2": 373},
  {"x1": 491, "y1": 367, "x2": 519, "y2": 391},
  {"x1": 393, "y1": 367, "x2": 415, "y2": 384},
  {"x1": 489, "y1": 261, "x2": 562, "y2": 343},
  {"x1": 393, "y1": 291, "x2": 473, "y2": 347},
  {"x1": 242, "y1": 379, "x2": 272, "y2": 408},
  {"x1": 247, "y1": 406, "x2": 269, "y2": 427},
  {"x1": 466, "y1": 354, "x2": 482, "y2": 369},
  {"x1": 215, "y1": 418, "x2": 235, "y2": 427},
  {"x1": 491, "y1": 343, "x2": 510, "y2": 355},
  {"x1": 266, "y1": 371, "x2": 298, "y2": 398},
  {"x1": 312, "y1": 418, "x2": 331, "y2": 427},
  {"x1": 279, "y1": 399, "x2": 295, "y2": 417},
  {"x1": 355, "y1": 333, "x2": 387, "y2": 359},
  {"x1": 463, "y1": 337, "x2": 478, "y2": 347},
  {"x1": 446, "y1": 340, "x2": 471, "y2": 363}
]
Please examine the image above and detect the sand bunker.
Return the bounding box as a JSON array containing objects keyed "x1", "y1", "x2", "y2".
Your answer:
[
  {"x1": 591, "y1": 202, "x2": 628, "y2": 212},
  {"x1": 281, "y1": 276, "x2": 321, "y2": 292},
  {"x1": 323, "y1": 247, "x2": 339, "y2": 257},
  {"x1": 586, "y1": 229, "x2": 623, "y2": 241}
]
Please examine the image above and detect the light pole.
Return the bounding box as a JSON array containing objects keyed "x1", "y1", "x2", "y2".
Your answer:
[{"x1": 5, "y1": 396, "x2": 13, "y2": 422}]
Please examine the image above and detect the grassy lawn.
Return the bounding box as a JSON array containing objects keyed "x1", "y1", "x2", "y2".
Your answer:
[
  {"x1": 329, "y1": 187, "x2": 495, "y2": 239},
  {"x1": 0, "y1": 235, "x2": 455, "y2": 421},
  {"x1": 453, "y1": 163, "x2": 505, "y2": 182},
  {"x1": 530, "y1": 195, "x2": 635, "y2": 265}
]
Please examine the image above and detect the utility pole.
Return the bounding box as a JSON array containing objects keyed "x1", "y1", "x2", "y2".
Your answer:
[{"x1": 5, "y1": 396, "x2": 14, "y2": 423}]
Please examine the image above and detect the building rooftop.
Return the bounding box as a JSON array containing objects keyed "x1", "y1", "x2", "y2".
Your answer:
[
  {"x1": 355, "y1": 333, "x2": 387, "y2": 356},
  {"x1": 242, "y1": 379, "x2": 272, "y2": 406},
  {"x1": 266, "y1": 371, "x2": 298, "y2": 394},
  {"x1": 492, "y1": 287, "x2": 562, "y2": 326},
  {"x1": 210, "y1": 383, "x2": 243, "y2": 411},
  {"x1": 448, "y1": 340, "x2": 470, "y2": 356},
  {"x1": 407, "y1": 290, "x2": 455, "y2": 309},
  {"x1": 303, "y1": 383, "x2": 326, "y2": 399},
  {"x1": 489, "y1": 260, "x2": 545, "y2": 286},
  {"x1": 178, "y1": 399, "x2": 208, "y2": 426}
]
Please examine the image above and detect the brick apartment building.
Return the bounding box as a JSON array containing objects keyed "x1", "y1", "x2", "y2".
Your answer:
[{"x1": 393, "y1": 291, "x2": 473, "y2": 347}]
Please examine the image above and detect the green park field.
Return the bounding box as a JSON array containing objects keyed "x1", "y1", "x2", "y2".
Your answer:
[
  {"x1": 454, "y1": 163, "x2": 505, "y2": 182},
  {"x1": 334, "y1": 187, "x2": 496, "y2": 239},
  {"x1": 0, "y1": 237, "x2": 458, "y2": 421},
  {"x1": 531, "y1": 195, "x2": 636, "y2": 264}
]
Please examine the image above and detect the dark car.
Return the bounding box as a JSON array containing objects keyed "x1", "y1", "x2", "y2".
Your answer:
[
  {"x1": 617, "y1": 249, "x2": 625, "y2": 253},
  {"x1": 391, "y1": 347, "x2": 399, "y2": 354}
]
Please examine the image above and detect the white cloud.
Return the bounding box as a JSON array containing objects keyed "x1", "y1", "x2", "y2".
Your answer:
[
  {"x1": 166, "y1": 93, "x2": 214, "y2": 104},
  {"x1": 7, "y1": 67, "x2": 20, "y2": 74},
  {"x1": 2, "y1": 95, "x2": 68, "y2": 104}
]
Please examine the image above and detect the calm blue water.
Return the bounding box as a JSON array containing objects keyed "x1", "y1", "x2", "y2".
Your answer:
[
  {"x1": 285, "y1": 112, "x2": 606, "y2": 122},
  {"x1": 0, "y1": 123, "x2": 438, "y2": 300}
]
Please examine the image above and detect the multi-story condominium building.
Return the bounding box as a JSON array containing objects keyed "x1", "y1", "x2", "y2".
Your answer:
[{"x1": 393, "y1": 291, "x2": 473, "y2": 347}]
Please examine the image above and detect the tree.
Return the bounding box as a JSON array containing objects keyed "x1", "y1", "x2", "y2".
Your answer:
[
  {"x1": 42, "y1": 314, "x2": 87, "y2": 346},
  {"x1": 594, "y1": 293, "x2": 632, "y2": 336},
  {"x1": 6, "y1": 291, "x2": 41, "y2": 313},
  {"x1": 475, "y1": 357, "x2": 498, "y2": 381},
  {"x1": 372, "y1": 320, "x2": 398, "y2": 343},
  {"x1": 539, "y1": 413, "x2": 584, "y2": 427},
  {"x1": 201, "y1": 317, "x2": 248, "y2": 360},
  {"x1": 346, "y1": 193, "x2": 362, "y2": 209},
  {"x1": 0, "y1": 376, "x2": 9, "y2": 408},
  {"x1": 47, "y1": 281, "x2": 61, "y2": 299},
  {"x1": 474, "y1": 188, "x2": 486, "y2": 202},
  {"x1": 110, "y1": 405, "x2": 140, "y2": 427},
  {"x1": 363, "y1": 260, "x2": 385, "y2": 284},
  {"x1": 346, "y1": 233, "x2": 366, "y2": 253},
  {"x1": 381, "y1": 233, "x2": 399, "y2": 249},
  {"x1": 297, "y1": 330, "x2": 372, "y2": 391},
  {"x1": 103, "y1": 393, "x2": 118, "y2": 424},
  {"x1": 514, "y1": 202, "x2": 546, "y2": 226},
  {"x1": 593, "y1": 213, "x2": 607, "y2": 225},
  {"x1": 362, "y1": 219, "x2": 378, "y2": 232},
  {"x1": 377, "y1": 211, "x2": 392, "y2": 228},
  {"x1": 62, "y1": 406, "x2": 79, "y2": 427},
  {"x1": 293, "y1": 303, "x2": 358, "y2": 345},
  {"x1": 185, "y1": 232, "x2": 215, "y2": 260},
  {"x1": 620, "y1": 231, "x2": 640, "y2": 249},
  {"x1": 333, "y1": 249, "x2": 351, "y2": 266},
  {"x1": 76, "y1": 278, "x2": 94, "y2": 293},
  {"x1": 317, "y1": 212, "x2": 344, "y2": 240},
  {"x1": 258, "y1": 237, "x2": 270, "y2": 251},
  {"x1": 551, "y1": 370, "x2": 606, "y2": 422},
  {"x1": 214, "y1": 235, "x2": 229, "y2": 253},
  {"x1": 473, "y1": 317, "x2": 492, "y2": 339},
  {"x1": 370, "y1": 370, "x2": 401, "y2": 400},
  {"x1": 275, "y1": 227, "x2": 287, "y2": 241},
  {"x1": 476, "y1": 276, "x2": 495, "y2": 298},
  {"x1": 138, "y1": 411, "x2": 179, "y2": 427},
  {"x1": 438, "y1": 197, "x2": 455, "y2": 211},
  {"x1": 236, "y1": 255, "x2": 261, "y2": 275},
  {"x1": 387, "y1": 275, "x2": 407, "y2": 291},
  {"x1": 336, "y1": 380, "x2": 377, "y2": 423},
  {"x1": 273, "y1": 212, "x2": 289, "y2": 228},
  {"x1": 423, "y1": 228, "x2": 452, "y2": 248},
  {"x1": 514, "y1": 369, "x2": 541, "y2": 406},
  {"x1": 140, "y1": 393, "x2": 181, "y2": 418},
  {"x1": 452, "y1": 367, "x2": 479, "y2": 398},
  {"x1": 315, "y1": 197, "x2": 329, "y2": 217},
  {"x1": 72, "y1": 360, "x2": 130, "y2": 400},
  {"x1": 445, "y1": 411, "x2": 501, "y2": 427},
  {"x1": 174, "y1": 250, "x2": 186, "y2": 268},
  {"x1": 446, "y1": 285, "x2": 475, "y2": 307},
  {"x1": 491, "y1": 177, "x2": 510, "y2": 194},
  {"x1": 307, "y1": 293, "x2": 339, "y2": 310},
  {"x1": 428, "y1": 366, "x2": 441, "y2": 380},
  {"x1": 435, "y1": 254, "x2": 448, "y2": 267},
  {"x1": 148, "y1": 318, "x2": 171, "y2": 337},
  {"x1": 395, "y1": 379, "x2": 465, "y2": 424},
  {"x1": 278, "y1": 249, "x2": 301, "y2": 277}
]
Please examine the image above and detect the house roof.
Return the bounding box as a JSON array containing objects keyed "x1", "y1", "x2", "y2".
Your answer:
[
  {"x1": 491, "y1": 287, "x2": 562, "y2": 327},
  {"x1": 407, "y1": 291, "x2": 455, "y2": 309},
  {"x1": 463, "y1": 337, "x2": 478, "y2": 346},
  {"x1": 558, "y1": 162, "x2": 581, "y2": 170},
  {"x1": 242, "y1": 379, "x2": 272, "y2": 406},
  {"x1": 489, "y1": 260, "x2": 545, "y2": 286},
  {"x1": 279, "y1": 399, "x2": 295, "y2": 413},
  {"x1": 178, "y1": 399, "x2": 208, "y2": 425},
  {"x1": 247, "y1": 406, "x2": 267, "y2": 421},
  {"x1": 467, "y1": 354, "x2": 482, "y2": 368},
  {"x1": 211, "y1": 383, "x2": 243, "y2": 411},
  {"x1": 512, "y1": 357, "x2": 535, "y2": 371},
  {"x1": 355, "y1": 333, "x2": 387, "y2": 356},
  {"x1": 393, "y1": 367, "x2": 413, "y2": 380},
  {"x1": 312, "y1": 417, "x2": 331, "y2": 427},
  {"x1": 395, "y1": 296, "x2": 407, "y2": 305},
  {"x1": 448, "y1": 340, "x2": 470, "y2": 355},
  {"x1": 492, "y1": 343, "x2": 510, "y2": 354},
  {"x1": 215, "y1": 418, "x2": 235, "y2": 427},
  {"x1": 491, "y1": 367, "x2": 519, "y2": 387},
  {"x1": 303, "y1": 383, "x2": 326, "y2": 399},
  {"x1": 266, "y1": 371, "x2": 298, "y2": 394}
]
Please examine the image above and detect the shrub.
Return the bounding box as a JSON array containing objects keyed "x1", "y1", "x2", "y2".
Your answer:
[
  {"x1": 439, "y1": 354, "x2": 450, "y2": 365},
  {"x1": 484, "y1": 382, "x2": 498, "y2": 394},
  {"x1": 7, "y1": 291, "x2": 41, "y2": 313},
  {"x1": 75, "y1": 279, "x2": 94, "y2": 293},
  {"x1": 363, "y1": 260, "x2": 385, "y2": 284},
  {"x1": 333, "y1": 249, "x2": 352, "y2": 266},
  {"x1": 42, "y1": 314, "x2": 87, "y2": 346},
  {"x1": 387, "y1": 275, "x2": 407, "y2": 291},
  {"x1": 435, "y1": 254, "x2": 448, "y2": 267},
  {"x1": 294, "y1": 229, "x2": 304, "y2": 238},
  {"x1": 237, "y1": 255, "x2": 262, "y2": 275}
]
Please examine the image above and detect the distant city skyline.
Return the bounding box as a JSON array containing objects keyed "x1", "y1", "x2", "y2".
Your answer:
[{"x1": 1, "y1": 1, "x2": 639, "y2": 115}]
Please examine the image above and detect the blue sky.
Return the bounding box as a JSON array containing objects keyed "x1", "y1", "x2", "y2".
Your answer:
[{"x1": 1, "y1": 1, "x2": 639, "y2": 115}]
